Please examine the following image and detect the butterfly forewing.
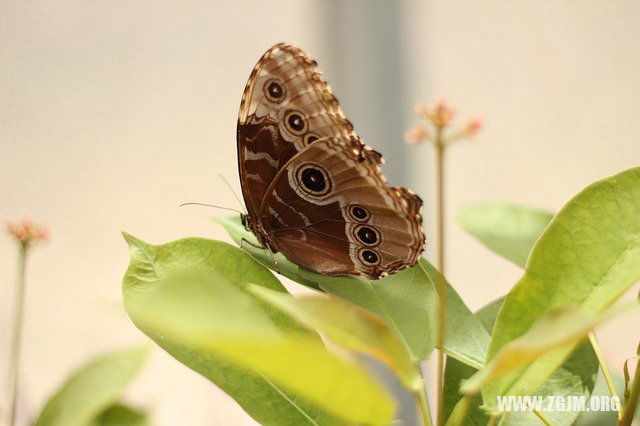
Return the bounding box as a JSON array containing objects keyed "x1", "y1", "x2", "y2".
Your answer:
[{"x1": 237, "y1": 44, "x2": 361, "y2": 218}]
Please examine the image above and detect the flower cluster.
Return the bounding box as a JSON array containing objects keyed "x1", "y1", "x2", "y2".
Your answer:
[
  {"x1": 4, "y1": 217, "x2": 50, "y2": 248},
  {"x1": 405, "y1": 98, "x2": 483, "y2": 146}
]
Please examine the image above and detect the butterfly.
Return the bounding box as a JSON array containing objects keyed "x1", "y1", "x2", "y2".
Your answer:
[{"x1": 237, "y1": 43, "x2": 425, "y2": 280}]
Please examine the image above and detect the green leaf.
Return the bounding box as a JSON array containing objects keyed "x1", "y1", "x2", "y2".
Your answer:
[
  {"x1": 89, "y1": 403, "x2": 148, "y2": 426},
  {"x1": 300, "y1": 266, "x2": 438, "y2": 362},
  {"x1": 444, "y1": 299, "x2": 501, "y2": 426},
  {"x1": 122, "y1": 234, "x2": 393, "y2": 425},
  {"x1": 466, "y1": 305, "x2": 625, "y2": 395},
  {"x1": 457, "y1": 203, "x2": 554, "y2": 268},
  {"x1": 34, "y1": 346, "x2": 150, "y2": 426},
  {"x1": 250, "y1": 285, "x2": 421, "y2": 390},
  {"x1": 444, "y1": 298, "x2": 599, "y2": 426},
  {"x1": 484, "y1": 167, "x2": 640, "y2": 410},
  {"x1": 216, "y1": 215, "x2": 489, "y2": 369},
  {"x1": 125, "y1": 263, "x2": 395, "y2": 425},
  {"x1": 309, "y1": 261, "x2": 490, "y2": 369},
  {"x1": 509, "y1": 344, "x2": 597, "y2": 426}
]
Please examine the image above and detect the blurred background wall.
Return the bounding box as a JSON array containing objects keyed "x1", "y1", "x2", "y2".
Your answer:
[{"x1": 1, "y1": 0, "x2": 639, "y2": 425}]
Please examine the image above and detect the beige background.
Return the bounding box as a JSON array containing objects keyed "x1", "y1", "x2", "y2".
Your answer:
[{"x1": 1, "y1": 1, "x2": 639, "y2": 425}]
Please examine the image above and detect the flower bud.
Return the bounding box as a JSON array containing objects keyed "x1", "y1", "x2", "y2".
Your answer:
[{"x1": 404, "y1": 125, "x2": 429, "y2": 145}]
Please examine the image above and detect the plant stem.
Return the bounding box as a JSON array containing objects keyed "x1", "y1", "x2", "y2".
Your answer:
[
  {"x1": 486, "y1": 414, "x2": 499, "y2": 426},
  {"x1": 444, "y1": 394, "x2": 474, "y2": 426},
  {"x1": 589, "y1": 332, "x2": 619, "y2": 403},
  {"x1": 619, "y1": 354, "x2": 640, "y2": 425},
  {"x1": 435, "y1": 129, "x2": 447, "y2": 426},
  {"x1": 8, "y1": 244, "x2": 28, "y2": 426},
  {"x1": 414, "y1": 366, "x2": 434, "y2": 426},
  {"x1": 533, "y1": 408, "x2": 553, "y2": 425}
]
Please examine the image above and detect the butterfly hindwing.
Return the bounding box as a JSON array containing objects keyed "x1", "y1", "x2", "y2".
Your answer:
[{"x1": 262, "y1": 138, "x2": 424, "y2": 279}]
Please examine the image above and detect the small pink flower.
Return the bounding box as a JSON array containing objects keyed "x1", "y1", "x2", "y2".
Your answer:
[
  {"x1": 404, "y1": 125, "x2": 429, "y2": 145},
  {"x1": 463, "y1": 116, "x2": 484, "y2": 138},
  {"x1": 4, "y1": 217, "x2": 50, "y2": 248},
  {"x1": 434, "y1": 98, "x2": 449, "y2": 113},
  {"x1": 409, "y1": 98, "x2": 483, "y2": 146},
  {"x1": 434, "y1": 98, "x2": 456, "y2": 126}
]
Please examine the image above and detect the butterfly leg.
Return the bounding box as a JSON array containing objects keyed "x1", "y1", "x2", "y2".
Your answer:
[
  {"x1": 240, "y1": 238, "x2": 281, "y2": 274},
  {"x1": 240, "y1": 237, "x2": 263, "y2": 250},
  {"x1": 267, "y1": 247, "x2": 280, "y2": 274}
]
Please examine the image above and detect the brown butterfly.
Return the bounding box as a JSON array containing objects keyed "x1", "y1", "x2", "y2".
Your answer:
[{"x1": 237, "y1": 43, "x2": 425, "y2": 280}]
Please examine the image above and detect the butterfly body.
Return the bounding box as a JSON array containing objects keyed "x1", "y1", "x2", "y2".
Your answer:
[{"x1": 237, "y1": 44, "x2": 425, "y2": 280}]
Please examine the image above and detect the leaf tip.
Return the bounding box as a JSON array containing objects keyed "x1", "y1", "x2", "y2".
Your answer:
[
  {"x1": 121, "y1": 231, "x2": 136, "y2": 245},
  {"x1": 121, "y1": 232, "x2": 151, "y2": 251}
]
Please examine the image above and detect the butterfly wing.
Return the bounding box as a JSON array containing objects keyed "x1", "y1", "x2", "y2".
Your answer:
[
  {"x1": 237, "y1": 44, "x2": 424, "y2": 279},
  {"x1": 237, "y1": 43, "x2": 375, "y2": 220},
  {"x1": 262, "y1": 137, "x2": 425, "y2": 279}
]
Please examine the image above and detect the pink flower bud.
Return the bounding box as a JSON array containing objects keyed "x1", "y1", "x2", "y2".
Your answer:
[
  {"x1": 434, "y1": 97, "x2": 449, "y2": 113},
  {"x1": 463, "y1": 116, "x2": 484, "y2": 138},
  {"x1": 404, "y1": 125, "x2": 429, "y2": 145}
]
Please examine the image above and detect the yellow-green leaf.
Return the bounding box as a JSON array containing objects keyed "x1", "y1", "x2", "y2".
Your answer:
[
  {"x1": 463, "y1": 305, "x2": 613, "y2": 395},
  {"x1": 34, "y1": 346, "x2": 150, "y2": 426},
  {"x1": 126, "y1": 269, "x2": 395, "y2": 425},
  {"x1": 122, "y1": 233, "x2": 354, "y2": 425},
  {"x1": 250, "y1": 285, "x2": 421, "y2": 390}
]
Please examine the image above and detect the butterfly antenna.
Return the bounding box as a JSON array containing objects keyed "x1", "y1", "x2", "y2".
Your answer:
[
  {"x1": 179, "y1": 202, "x2": 244, "y2": 215},
  {"x1": 219, "y1": 174, "x2": 247, "y2": 214}
]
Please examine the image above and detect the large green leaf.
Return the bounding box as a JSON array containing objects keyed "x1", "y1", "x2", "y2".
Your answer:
[
  {"x1": 457, "y1": 203, "x2": 554, "y2": 268},
  {"x1": 444, "y1": 298, "x2": 599, "y2": 426},
  {"x1": 217, "y1": 216, "x2": 489, "y2": 369},
  {"x1": 122, "y1": 234, "x2": 393, "y2": 425},
  {"x1": 34, "y1": 346, "x2": 150, "y2": 426},
  {"x1": 484, "y1": 167, "x2": 640, "y2": 410},
  {"x1": 250, "y1": 285, "x2": 421, "y2": 390},
  {"x1": 125, "y1": 260, "x2": 395, "y2": 425}
]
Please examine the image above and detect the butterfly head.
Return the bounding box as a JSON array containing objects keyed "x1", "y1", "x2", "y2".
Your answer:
[{"x1": 240, "y1": 213, "x2": 249, "y2": 230}]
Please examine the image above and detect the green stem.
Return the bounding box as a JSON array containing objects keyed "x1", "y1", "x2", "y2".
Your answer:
[
  {"x1": 444, "y1": 394, "x2": 474, "y2": 426},
  {"x1": 533, "y1": 408, "x2": 553, "y2": 425},
  {"x1": 435, "y1": 129, "x2": 447, "y2": 426},
  {"x1": 414, "y1": 366, "x2": 433, "y2": 426},
  {"x1": 589, "y1": 332, "x2": 620, "y2": 403},
  {"x1": 486, "y1": 414, "x2": 499, "y2": 426},
  {"x1": 619, "y1": 353, "x2": 640, "y2": 425},
  {"x1": 8, "y1": 245, "x2": 28, "y2": 426}
]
